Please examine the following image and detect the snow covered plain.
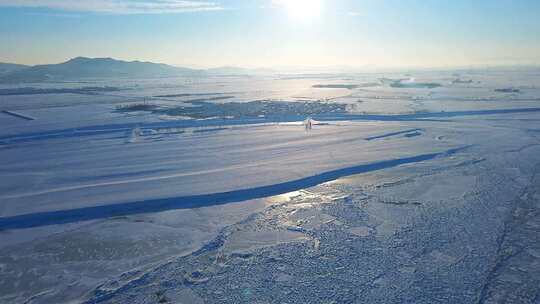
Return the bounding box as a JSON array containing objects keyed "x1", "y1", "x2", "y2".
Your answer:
[{"x1": 1, "y1": 69, "x2": 540, "y2": 303}]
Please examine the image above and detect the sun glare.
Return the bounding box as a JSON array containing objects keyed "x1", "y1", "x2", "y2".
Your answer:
[{"x1": 277, "y1": 0, "x2": 323, "y2": 21}]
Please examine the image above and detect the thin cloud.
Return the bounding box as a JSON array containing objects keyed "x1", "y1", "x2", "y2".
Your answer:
[{"x1": 0, "y1": 0, "x2": 224, "y2": 14}]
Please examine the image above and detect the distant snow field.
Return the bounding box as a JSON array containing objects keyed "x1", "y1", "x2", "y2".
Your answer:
[{"x1": 1, "y1": 69, "x2": 540, "y2": 303}]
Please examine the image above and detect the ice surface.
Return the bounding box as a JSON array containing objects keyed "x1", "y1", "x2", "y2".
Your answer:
[{"x1": 1, "y1": 69, "x2": 540, "y2": 303}]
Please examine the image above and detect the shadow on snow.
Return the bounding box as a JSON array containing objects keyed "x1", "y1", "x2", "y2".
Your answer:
[{"x1": 0, "y1": 146, "x2": 469, "y2": 230}]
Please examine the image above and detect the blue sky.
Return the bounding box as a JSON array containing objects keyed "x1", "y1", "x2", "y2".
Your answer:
[{"x1": 1, "y1": 0, "x2": 539, "y2": 68}]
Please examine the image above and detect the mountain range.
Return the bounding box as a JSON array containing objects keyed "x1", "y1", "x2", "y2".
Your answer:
[
  {"x1": 0, "y1": 63, "x2": 29, "y2": 76},
  {"x1": 0, "y1": 57, "x2": 272, "y2": 83}
]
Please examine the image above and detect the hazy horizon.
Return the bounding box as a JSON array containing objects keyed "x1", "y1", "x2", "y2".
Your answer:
[
  {"x1": 1, "y1": 0, "x2": 540, "y2": 69},
  {"x1": 3, "y1": 55, "x2": 540, "y2": 72}
]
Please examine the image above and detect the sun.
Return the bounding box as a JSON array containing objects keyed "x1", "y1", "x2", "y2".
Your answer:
[{"x1": 275, "y1": 0, "x2": 323, "y2": 21}]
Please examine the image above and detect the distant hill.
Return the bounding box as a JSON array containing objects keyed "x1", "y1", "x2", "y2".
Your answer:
[
  {"x1": 0, "y1": 63, "x2": 29, "y2": 76},
  {"x1": 0, "y1": 57, "x2": 276, "y2": 83},
  {"x1": 0, "y1": 57, "x2": 204, "y2": 83}
]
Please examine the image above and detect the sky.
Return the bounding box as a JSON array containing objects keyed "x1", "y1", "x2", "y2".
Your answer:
[{"x1": 0, "y1": 0, "x2": 539, "y2": 69}]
